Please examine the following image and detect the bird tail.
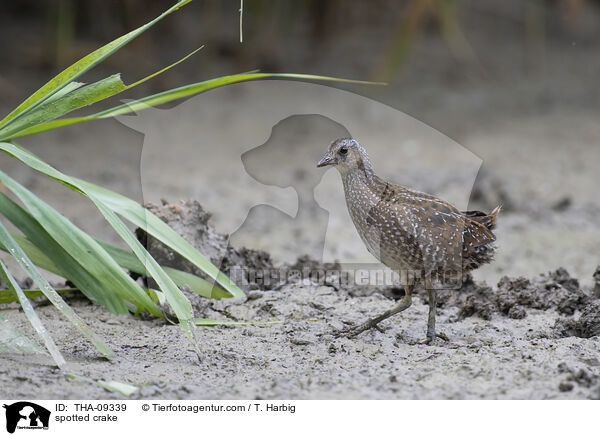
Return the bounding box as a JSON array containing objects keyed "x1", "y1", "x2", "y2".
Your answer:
[
  {"x1": 489, "y1": 205, "x2": 502, "y2": 225},
  {"x1": 462, "y1": 205, "x2": 501, "y2": 231}
]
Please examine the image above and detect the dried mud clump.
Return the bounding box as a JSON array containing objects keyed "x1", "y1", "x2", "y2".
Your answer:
[
  {"x1": 387, "y1": 275, "x2": 497, "y2": 320},
  {"x1": 556, "y1": 363, "x2": 600, "y2": 399},
  {"x1": 496, "y1": 268, "x2": 589, "y2": 317},
  {"x1": 136, "y1": 200, "x2": 274, "y2": 291},
  {"x1": 136, "y1": 200, "x2": 342, "y2": 295},
  {"x1": 428, "y1": 268, "x2": 592, "y2": 321},
  {"x1": 436, "y1": 274, "x2": 497, "y2": 320},
  {"x1": 554, "y1": 301, "x2": 600, "y2": 339},
  {"x1": 284, "y1": 255, "x2": 342, "y2": 289},
  {"x1": 455, "y1": 280, "x2": 498, "y2": 320},
  {"x1": 287, "y1": 255, "x2": 341, "y2": 275}
]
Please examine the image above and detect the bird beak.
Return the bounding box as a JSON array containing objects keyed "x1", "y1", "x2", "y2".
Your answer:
[{"x1": 317, "y1": 154, "x2": 334, "y2": 168}]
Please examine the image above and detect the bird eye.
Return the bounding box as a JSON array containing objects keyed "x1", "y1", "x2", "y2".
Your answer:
[{"x1": 339, "y1": 146, "x2": 348, "y2": 155}]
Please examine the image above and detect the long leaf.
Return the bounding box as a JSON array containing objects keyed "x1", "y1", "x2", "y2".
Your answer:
[
  {"x1": 78, "y1": 180, "x2": 245, "y2": 299},
  {"x1": 124, "y1": 46, "x2": 204, "y2": 90},
  {"x1": 0, "y1": 220, "x2": 114, "y2": 358},
  {"x1": 0, "y1": 254, "x2": 65, "y2": 367},
  {"x1": 0, "y1": 192, "x2": 129, "y2": 312},
  {"x1": 0, "y1": 141, "x2": 244, "y2": 299},
  {"x1": 0, "y1": 75, "x2": 126, "y2": 141},
  {"x1": 0, "y1": 171, "x2": 160, "y2": 317},
  {"x1": 0, "y1": 192, "x2": 228, "y2": 300},
  {"x1": 7, "y1": 73, "x2": 384, "y2": 139},
  {"x1": 66, "y1": 374, "x2": 139, "y2": 397},
  {"x1": 0, "y1": 313, "x2": 44, "y2": 355},
  {"x1": 1, "y1": 233, "x2": 62, "y2": 277},
  {"x1": 0, "y1": 288, "x2": 77, "y2": 305},
  {"x1": 96, "y1": 241, "x2": 230, "y2": 299},
  {"x1": 0, "y1": 0, "x2": 193, "y2": 129},
  {"x1": 88, "y1": 198, "x2": 200, "y2": 357},
  {"x1": 0, "y1": 47, "x2": 205, "y2": 141}
]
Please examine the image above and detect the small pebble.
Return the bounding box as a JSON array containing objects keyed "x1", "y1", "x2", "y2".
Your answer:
[
  {"x1": 558, "y1": 382, "x2": 574, "y2": 392},
  {"x1": 246, "y1": 291, "x2": 263, "y2": 301}
]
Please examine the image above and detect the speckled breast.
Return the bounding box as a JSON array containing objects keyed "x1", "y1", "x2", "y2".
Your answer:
[{"x1": 342, "y1": 173, "x2": 420, "y2": 271}]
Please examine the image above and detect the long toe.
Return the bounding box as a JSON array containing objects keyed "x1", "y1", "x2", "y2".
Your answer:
[
  {"x1": 345, "y1": 324, "x2": 368, "y2": 338},
  {"x1": 332, "y1": 324, "x2": 358, "y2": 338},
  {"x1": 418, "y1": 332, "x2": 449, "y2": 345},
  {"x1": 436, "y1": 332, "x2": 449, "y2": 341},
  {"x1": 335, "y1": 320, "x2": 377, "y2": 338}
]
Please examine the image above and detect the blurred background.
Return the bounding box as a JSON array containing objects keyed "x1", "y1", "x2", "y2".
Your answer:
[
  {"x1": 1, "y1": 0, "x2": 599, "y2": 285},
  {"x1": 2, "y1": 0, "x2": 600, "y2": 124}
]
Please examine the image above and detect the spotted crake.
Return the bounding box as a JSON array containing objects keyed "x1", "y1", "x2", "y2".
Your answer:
[{"x1": 318, "y1": 138, "x2": 500, "y2": 343}]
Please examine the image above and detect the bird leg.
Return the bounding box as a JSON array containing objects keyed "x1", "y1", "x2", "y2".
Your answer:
[
  {"x1": 337, "y1": 285, "x2": 413, "y2": 338},
  {"x1": 418, "y1": 288, "x2": 449, "y2": 344}
]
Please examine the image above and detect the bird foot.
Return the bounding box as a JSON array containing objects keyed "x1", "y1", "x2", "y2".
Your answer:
[
  {"x1": 334, "y1": 319, "x2": 385, "y2": 338},
  {"x1": 418, "y1": 332, "x2": 449, "y2": 345}
]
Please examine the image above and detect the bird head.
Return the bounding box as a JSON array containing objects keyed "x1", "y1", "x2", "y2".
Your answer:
[{"x1": 317, "y1": 137, "x2": 372, "y2": 175}]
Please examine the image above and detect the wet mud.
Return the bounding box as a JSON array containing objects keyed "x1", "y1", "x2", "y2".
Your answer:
[
  {"x1": 2, "y1": 197, "x2": 599, "y2": 400},
  {"x1": 429, "y1": 269, "x2": 593, "y2": 322},
  {"x1": 138, "y1": 200, "x2": 599, "y2": 342}
]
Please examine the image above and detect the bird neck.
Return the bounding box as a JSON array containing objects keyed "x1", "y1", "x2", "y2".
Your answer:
[{"x1": 341, "y1": 159, "x2": 377, "y2": 192}]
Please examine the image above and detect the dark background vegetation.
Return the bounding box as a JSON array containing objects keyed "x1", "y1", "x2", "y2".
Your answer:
[{"x1": 2, "y1": 0, "x2": 600, "y2": 132}]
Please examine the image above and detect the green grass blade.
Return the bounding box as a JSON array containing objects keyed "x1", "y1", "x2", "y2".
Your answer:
[
  {"x1": 78, "y1": 180, "x2": 245, "y2": 299},
  {"x1": 0, "y1": 258, "x2": 66, "y2": 368},
  {"x1": 0, "y1": 75, "x2": 126, "y2": 141},
  {"x1": 8, "y1": 73, "x2": 384, "y2": 139},
  {"x1": 88, "y1": 198, "x2": 200, "y2": 357},
  {"x1": 0, "y1": 0, "x2": 193, "y2": 129},
  {"x1": 0, "y1": 313, "x2": 45, "y2": 355},
  {"x1": 91, "y1": 72, "x2": 384, "y2": 118},
  {"x1": 44, "y1": 82, "x2": 85, "y2": 104},
  {"x1": 125, "y1": 46, "x2": 204, "y2": 89},
  {"x1": 4, "y1": 117, "x2": 90, "y2": 139},
  {"x1": 0, "y1": 220, "x2": 114, "y2": 358},
  {"x1": 96, "y1": 241, "x2": 230, "y2": 299},
  {"x1": 0, "y1": 48, "x2": 206, "y2": 141},
  {"x1": 0, "y1": 141, "x2": 244, "y2": 299},
  {"x1": 1, "y1": 232, "x2": 62, "y2": 276},
  {"x1": 0, "y1": 288, "x2": 77, "y2": 305},
  {"x1": 0, "y1": 192, "x2": 129, "y2": 312},
  {"x1": 66, "y1": 374, "x2": 139, "y2": 397},
  {"x1": 0, "y1": 191, "x2": 228, "y2": 301},
  {"x1": 0, "y1": 170, "x2": 160, "y2": 317}
]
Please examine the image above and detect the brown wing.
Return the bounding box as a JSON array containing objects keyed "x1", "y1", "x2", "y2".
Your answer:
[
  {"x1": 462, "y1": 218, "x2": 496, "y2": 249},
  {"x1": 367, "y1": 177, "x2": 498, "y2": 270}
]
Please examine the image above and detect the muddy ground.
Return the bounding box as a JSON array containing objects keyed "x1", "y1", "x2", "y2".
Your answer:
[
  {"x1": 2, "y1": 2, "x2": 600, "y2": 399},
  {"x1": 1, "y1": 196, "x2": 599, "y2": 400},
  {"x1": 2, "y1": 282, "x2": 600, "y2": 400},
  {"x1": 2, "y1": 113, "x2": 600, "y2": 399}
]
